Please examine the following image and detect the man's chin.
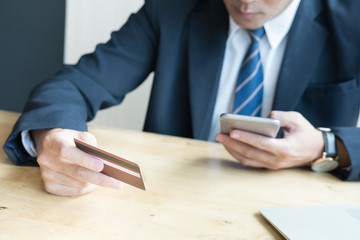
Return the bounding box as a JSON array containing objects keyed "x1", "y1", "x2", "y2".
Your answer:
[{"x1": 234, "y1": 18, "x2": 264, "y2": 30}]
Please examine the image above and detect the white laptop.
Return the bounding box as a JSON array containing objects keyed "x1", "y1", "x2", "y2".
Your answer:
[{"x1": 260, "y1": 205, "x2": 360, "y2": 240}]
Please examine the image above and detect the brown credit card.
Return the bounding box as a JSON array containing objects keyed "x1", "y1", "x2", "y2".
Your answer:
[{"x1": 74, "y1": 138, "x2": 146, "y2": 191}]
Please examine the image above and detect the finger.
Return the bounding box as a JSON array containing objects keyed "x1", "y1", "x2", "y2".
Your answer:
[
  {"x1": 47, "y1": 140, "x2": 104, "y2": 172},
  {"x1": 65, "y1": 164, "x2": 123, "y2": 189},
  {"x1": 225, "y1": 144, "x2": 288, "y2": 169},
  {"x1": 44, "y1": 182, "x2": 98, "y2": 197},
  {"x1": 40, "y1": 165, "x2": 94, "y2": 189},
  {"x1": 227, "y1": 130, "x2": 278, "y2": 153},
  {"x1": 38, "y1": 155, "x2": 123, "y2": 189},
  {"x1": 217, "y1": 133, "x2": 274, "y2": 165},
  {"x1": 224, "y1": 146, "x2": 267, "y2": 168}
]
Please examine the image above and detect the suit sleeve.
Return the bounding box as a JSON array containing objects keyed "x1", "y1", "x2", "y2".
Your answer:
[
  {"x1": 3, "y1": 1, "x2": 159, "y2": 165},
  {"x1": 331, "y1": 127, "x2": 360, "y2": 181}
]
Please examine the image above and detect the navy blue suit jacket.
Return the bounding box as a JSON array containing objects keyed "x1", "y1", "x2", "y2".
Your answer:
[{"x1": 4, "y1": 0, "x2": 360, "y2": 180}]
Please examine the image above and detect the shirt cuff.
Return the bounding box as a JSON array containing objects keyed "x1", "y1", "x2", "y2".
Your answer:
[{"x1": 21, "y1": 130, "x2": 38, "y2": 158}]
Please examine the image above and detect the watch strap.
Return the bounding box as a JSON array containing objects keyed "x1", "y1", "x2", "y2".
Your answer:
[
  {"x1": 321, "y1": 130, "x2": 337, "y2": 158},
  {"x1": 311, "y1": 128, "x2": 339, "y2": 172}
]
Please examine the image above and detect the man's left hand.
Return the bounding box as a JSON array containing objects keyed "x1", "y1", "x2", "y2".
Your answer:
[{"x1": 216, "y1": 111, "x2": 324, "y2": 169}]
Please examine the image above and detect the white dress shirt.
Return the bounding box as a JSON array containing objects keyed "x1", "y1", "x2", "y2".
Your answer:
[{"x1": 207, "y1": 0, "x2": 301, "y2": 141}]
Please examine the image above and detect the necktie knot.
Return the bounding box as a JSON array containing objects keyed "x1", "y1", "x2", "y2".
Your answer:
[{"x1": 249, "y1": 27, "x2": 265, "y2": 43}]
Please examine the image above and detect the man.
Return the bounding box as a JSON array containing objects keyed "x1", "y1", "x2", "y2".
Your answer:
[{"x1": 4, "y1": 0, "x2": 360, "y2": 196}]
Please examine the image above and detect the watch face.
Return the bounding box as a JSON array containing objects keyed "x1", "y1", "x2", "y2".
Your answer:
[{"x1": 311, "y1": 158, "x2": 339, "y2": 172}]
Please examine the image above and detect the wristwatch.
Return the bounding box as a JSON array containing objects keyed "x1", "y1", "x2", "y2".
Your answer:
[{"x1": 311, "y1": 127, "x2": 339, "y2": 172}]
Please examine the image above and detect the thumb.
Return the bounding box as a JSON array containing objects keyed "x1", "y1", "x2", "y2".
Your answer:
[
  {"x1": 76, "y1": 131, "x2": 98, "y2": 147},
  {"x1": 268, "y1": 111, "x2": 308, "y2": 138},
  {"x1": 269, "y1": 111, "x2": 305, "y2": 129}
]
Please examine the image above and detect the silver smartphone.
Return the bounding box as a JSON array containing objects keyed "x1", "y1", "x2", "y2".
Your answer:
[{"x1": 220, "y1": 113, "x2": 280, "y2": 138}]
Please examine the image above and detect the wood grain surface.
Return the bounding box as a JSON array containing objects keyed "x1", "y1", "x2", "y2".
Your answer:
[{"x1": 0, "y1": 110, "x2": 359, "y2": 240}]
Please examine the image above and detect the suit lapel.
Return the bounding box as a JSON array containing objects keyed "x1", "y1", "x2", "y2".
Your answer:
[
  {"x1": 273, "y1": 0, "x2": 328, "y2": 111},
  {"x1": 188, "y1": 0, "x2": 228, "y2": 140}
]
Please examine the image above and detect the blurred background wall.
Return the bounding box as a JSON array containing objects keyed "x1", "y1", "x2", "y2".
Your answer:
[
  {"x1": 0, "y1": 0, "x2": 65, "y2": 112},
  {"x1": 0, "y1": 0, "x2": 150, "y2": 131},
  {"x1": 64, "y1": 0, "x2": 151, "y2": 131}
]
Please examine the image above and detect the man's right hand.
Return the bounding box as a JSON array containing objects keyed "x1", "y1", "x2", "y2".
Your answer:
[{"x1": 31, "y1": 128, "x2": 123, "y2": 196}]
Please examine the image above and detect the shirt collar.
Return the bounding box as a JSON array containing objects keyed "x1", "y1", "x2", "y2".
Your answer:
[{"x1": 229, "y1": 0, "x2": 301, "y2": 49}]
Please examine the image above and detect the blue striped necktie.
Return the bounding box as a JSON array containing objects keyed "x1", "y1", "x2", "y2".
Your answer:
[{"x1": 233, "y1": 27, "x2": 265, "y2": 116}]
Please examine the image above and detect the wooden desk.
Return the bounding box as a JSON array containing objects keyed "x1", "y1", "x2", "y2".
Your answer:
[{"x1": 0, "y1": 110, "x2": 359, "y2": 239}]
